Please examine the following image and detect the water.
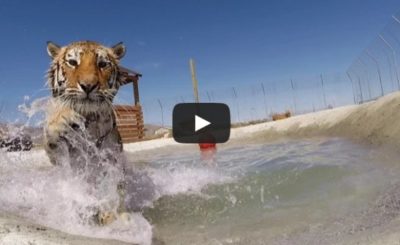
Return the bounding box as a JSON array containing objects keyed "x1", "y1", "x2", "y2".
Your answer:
[
  {"x1": 0, "y1": 152, "x2": 153, "y2": 244},
  {"x1": 133, "y1": 138, "x2": 400, "y2": 244},
  {"x1": 0, "y1": 137, "x2": 399, "y2": 244}
]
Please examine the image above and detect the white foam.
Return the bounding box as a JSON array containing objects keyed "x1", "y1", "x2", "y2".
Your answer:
[
  {"x1": 0, "y1": 161, "x2": 153, "y2": 245},
  {"x1": 149, "y1": 165, "x2": 233, "y2": 197}
]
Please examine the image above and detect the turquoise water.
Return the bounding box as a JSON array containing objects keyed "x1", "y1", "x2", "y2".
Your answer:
[{"x1": 130, "y1": 137, "x2": 400, "y2": 244}]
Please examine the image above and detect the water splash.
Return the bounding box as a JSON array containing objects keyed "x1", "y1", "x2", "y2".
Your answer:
[
  {"x1": 18, "y1": 96, "x2": 48, "y2": 126},
  {"x1": 0, "y1": 96, "x2": 154, "y2": 244}
]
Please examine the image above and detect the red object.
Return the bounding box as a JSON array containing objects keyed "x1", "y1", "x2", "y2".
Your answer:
[{"x1": 199, "y1": 143, "x2": 216, "y2": 151}]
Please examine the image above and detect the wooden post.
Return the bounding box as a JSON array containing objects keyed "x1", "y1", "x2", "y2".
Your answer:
[
  {"x1": 133, "y1": 79, "x2": 140, "y2": 105},
  {"x1": 190, "y1": 59, "x2": 199, "y2": 103},
  {"x1": 190, "y1": 59, "x2": 216, "y2": 152}
]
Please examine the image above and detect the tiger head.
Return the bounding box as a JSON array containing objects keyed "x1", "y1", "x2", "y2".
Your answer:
[{"x1": 46, "y1": 41, "x2": 126, "y2": 113}]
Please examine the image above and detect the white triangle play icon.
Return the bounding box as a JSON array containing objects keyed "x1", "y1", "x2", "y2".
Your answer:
[{"x1": 195, "y1": 115, "x2": 211, "y2": 132}]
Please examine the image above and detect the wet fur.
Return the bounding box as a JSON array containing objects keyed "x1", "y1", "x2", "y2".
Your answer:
[
  {"x1": 44, "y1": 41, "x2": 127, "y2": 224},
  {"x1": 44, "y1": 41, "x2": 124, "y2": 166}
]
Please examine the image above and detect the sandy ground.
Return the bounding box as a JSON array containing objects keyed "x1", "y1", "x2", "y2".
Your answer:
[{"x1": 2, "y1": 91, "x2": 400, "y2": 244}]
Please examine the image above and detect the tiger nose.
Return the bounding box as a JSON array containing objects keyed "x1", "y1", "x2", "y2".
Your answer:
[{"x1": 79, "y1": 82, "x2": 99, "y2": 94}]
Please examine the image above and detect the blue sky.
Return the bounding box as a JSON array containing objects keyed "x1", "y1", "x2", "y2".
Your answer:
[{"x1": 0, "y1": 0, "x2": 399, "y2": 122}]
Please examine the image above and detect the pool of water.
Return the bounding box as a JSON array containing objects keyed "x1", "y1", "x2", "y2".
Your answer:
[
  {"x1": 0, "y1": 137, "x2": 399, "y2": 244},
  {"x1": 133, "y1": 137, "x2": 400, "y2": 244}
]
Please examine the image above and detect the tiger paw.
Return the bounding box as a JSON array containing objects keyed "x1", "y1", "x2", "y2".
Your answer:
[
  {"x1": 44, "y1": 100, "x2": 85, "y2": 164},
  {"x1": 95, "y1": 210, "x2": 117, "y2": 226},
  {"x1": 46, "y1": 101, "x2": 83, "y2": 138}
]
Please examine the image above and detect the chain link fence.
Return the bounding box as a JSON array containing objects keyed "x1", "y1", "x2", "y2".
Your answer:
[
  {"x1": 348, "y1": 10, "x2": 400, "y2": 103},
  {"x1": 136, "y1": 72, "x2": 354, "y2": 127}
]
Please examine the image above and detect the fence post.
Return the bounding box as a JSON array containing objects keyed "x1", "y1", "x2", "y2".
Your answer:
[
  {"x1": 357, "y1": 58, "x2": 372, "y2": 99},
  {"x1": 320, "y1": 74, "x2": 327, "y2": 108},
  {"x1": 261, "y1": 83, "x2": 268, "y2": 119},
  {"x1": 379, "y1": 34, "x2": 400, "y2": 90},
  {"x1": 190, "y1": 59, "x2": 200, "y2": 103},
  {"x1": 366, "y1": 50, "x2": 384, "y2": 96},
  {"x1": 157, "y1": 99, "x2": 164, "y2": 127},
  {"x1": 290, "y1": 79, "x2": 297, "y2": 114},
  {"x1": 357, "y1": 76, "x2": 364, "y2": 103},
  {"x1": 346, "y1": 71, "x2": 357, "y2": 104}
]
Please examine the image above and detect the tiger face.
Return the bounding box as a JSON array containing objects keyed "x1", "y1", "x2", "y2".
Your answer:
[{"x1": 46, "y1": 41, "x2": 126, "y2": 113}]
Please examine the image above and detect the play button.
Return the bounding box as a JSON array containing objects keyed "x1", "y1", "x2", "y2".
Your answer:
[
  {"x1": 195, "y1": 115, "x2": 211, "y2": 132},
  {"x1": 173, "y1": 103, "x2": 230, "y2": 144}
]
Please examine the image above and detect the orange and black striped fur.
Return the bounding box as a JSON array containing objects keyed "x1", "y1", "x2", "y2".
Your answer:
[
  {"x1": 44, "y1": 41, "x2": 125, "y2": 166},
  {"x1": 44, "y1": 41, "x2": 128, "y2": 224}
]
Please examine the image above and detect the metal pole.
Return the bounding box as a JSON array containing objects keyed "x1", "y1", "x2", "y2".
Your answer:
[
  {"x1": 290, "y1": 79, "x2": 297, "y2": 114},
  {"x1": 357, "y1": 58, "x2": 372, "y2": 99},
  {"x1": 261, "y1": 83, "x2": 268, "y2": 119},
  {"x1": 157, "y1": 99, "x2": 164, "y2": 127},
  {"x1": 379, "y1": 34, "x2": 400, "y2": 90},
  {"x1": 366, "y1": 50, "x2": 384, "y2": 96},
  {"x1": 320, "y1": 74, "x2": 327, "y2": 108},
  {"x1": 346, "y1": 71, "x2": 357, "y2": 104},
  {"x1": 357, "y1": 76, "x2": 364, "y2": 103},
  {"x1": 387, "y1": 55, "x2": 396, "y2": 91}
]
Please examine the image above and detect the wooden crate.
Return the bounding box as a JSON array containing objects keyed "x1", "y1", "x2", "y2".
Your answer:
[{"x1": 114, "y1": 105, "x2": 144, "y2": 143}]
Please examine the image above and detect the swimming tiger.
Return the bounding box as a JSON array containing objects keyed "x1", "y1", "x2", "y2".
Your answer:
[{"x1": 44, "y1": 40, "x2": 128, "y2": 224}]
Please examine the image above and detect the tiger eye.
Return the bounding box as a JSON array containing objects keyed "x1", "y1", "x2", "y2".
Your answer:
[
  {"x1": 68, "y1": 59, "x2": 78, "y2": 66},
  {"x1": 98, "y1": 61, "x2": 108, "y2": 68}
]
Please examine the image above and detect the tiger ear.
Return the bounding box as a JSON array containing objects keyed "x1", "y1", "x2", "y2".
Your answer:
[
  {"x1": 47, "y1": 41, "x2": 61, "y2": 59},
  {"x1": 111, "y1": 42, "x2": 126, "y2": 59}
]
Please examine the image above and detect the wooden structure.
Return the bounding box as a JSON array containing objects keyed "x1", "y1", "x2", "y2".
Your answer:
[
  {"x1": 272, "y1": 111, "x2": 291, "y2": 121},
  {"x1": 114, "y1": 66, "x2": 144, "y2": 143}
]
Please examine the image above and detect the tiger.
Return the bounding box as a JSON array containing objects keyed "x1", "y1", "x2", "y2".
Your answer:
[{"x1": 44, "y1": 41, "x2": 128, "y2": 225}]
